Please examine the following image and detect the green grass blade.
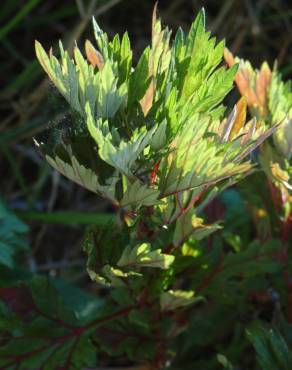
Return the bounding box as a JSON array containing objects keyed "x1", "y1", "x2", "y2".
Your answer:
[{"x1": 0, "y1": 0, "x2": 42, "y2": 41}]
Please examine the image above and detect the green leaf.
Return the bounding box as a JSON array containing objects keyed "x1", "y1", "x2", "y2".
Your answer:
[
  {"x1": 128, "y1": 308, "x2": 151, "y2": 330},
  {"x1": 46, "y1": 153, "x2": 99, "y2": 192},
  {"x1": 101, "y1": 264, "x2": 141, "y2": 287},
  {"x1": 45, "y1": 149, "x2": 117, "y2": 200},
  {"x1": 117, "y1": 243, "x2": 174, "y2": 270},
  {"x1": 0, "y1": 277, "x2": 100, "y2": 369},
  {"x1": 36, "y1": 41, "x2": 127, "y2": 120},
  {"x1": 268, "y1": 68, "x2": 292, "y2": 159},
  {"x1": 170, "y1": 8, "x2": 236, "y2": 121},
  {"x1": 86, "y1": 103, "x2": 157, "y2": 177},
  {"x1": 220, "y1": 240, "x2": 282, "y2": 279},
  {"x1": 247, "y1": 323, "x2": 292, "y2": 370},
  {"x1": 150, "y1": 119, "x2": 167, "y2": 151},
  {"x1": 121, "y1": 179, "x2": 161, "y2": 209},
  {"x1": 128, "y1": 47, "x2": 150, "y2": 108},
  {"x1": 217, "y1": 354, "x2": 235, "y2": 369},
  {"x1": 159, "y1": 114, "x2": 252, "y2": 196},
  {"x1": 0, "y1": 199, "x2": 28, "y2": 268},
  {"x1": 173, "y1": 208, "x2": 222, "y2": 247},
  {"x1": 30, "y1": 276, "x2": 77, "y2": 326},
  {"x1": 41, "y1": 336, "x2": 96, "y2": 370},
  {"x1": 160, "y1": 289, "x2": 204, "y2": 311},
  {"x1": 35, "y1": 40, "x2": 67, "y2": 96}
]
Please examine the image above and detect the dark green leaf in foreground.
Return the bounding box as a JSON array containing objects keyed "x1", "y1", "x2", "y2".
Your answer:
[{"x1": 247, "y1": 323, "x2": 292, "y2": 370}]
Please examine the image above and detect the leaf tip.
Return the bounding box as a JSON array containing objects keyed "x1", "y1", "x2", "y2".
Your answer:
[{"x1": 85, "y1": 39, "x2": 104, "y2": 69}]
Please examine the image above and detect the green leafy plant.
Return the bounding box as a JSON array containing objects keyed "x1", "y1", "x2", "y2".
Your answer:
[
  {"x1": 247, "y1": 324, "x2": 292, "y2": 370},
  {"x1": 2, "y1": 5, "x2": 292, "y2": 370}
]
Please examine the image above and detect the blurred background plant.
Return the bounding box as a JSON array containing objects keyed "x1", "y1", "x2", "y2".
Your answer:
[{"x1": 0, "y1": 0, "x2": 292, "y2": 369}]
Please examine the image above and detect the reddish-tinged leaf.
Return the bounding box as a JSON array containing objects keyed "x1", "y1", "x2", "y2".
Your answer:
[
  {"x1": 150, "y1": 159, "x2": 161, "y2": 185},
  {"x1": 256, "y1": 62, "x2": 272, "y2": 116},
  {"x1": 85, "y1": 40, "x2": 104, "y2": 70},
  {"x1": 223, "y1": 47, "x2": 235, "y2": 67},
  {"x1": 140, "y1": 79, "x2": 154, "y2": 116},
  {"x1": 230, "y1": 96, "x2": 247, "y2": 140},
  {"x1": 224, "y1": 48, "x2": 258, "y2": 108},
  {"x1": 237, "y1": 69, "x2": 258, "y2": 108},
  {"x1": 224, "y1": 48, "x2": 272, "y2": 118}
]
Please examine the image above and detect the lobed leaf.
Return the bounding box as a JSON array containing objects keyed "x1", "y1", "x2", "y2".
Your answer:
[{"x1": 117, "y1": 243, "x2": 174, "y2": 270}]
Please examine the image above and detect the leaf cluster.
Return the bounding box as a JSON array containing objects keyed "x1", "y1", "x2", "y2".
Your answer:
[{"x1": 1, "y1": 6, "x2": 291, "y2": 370}]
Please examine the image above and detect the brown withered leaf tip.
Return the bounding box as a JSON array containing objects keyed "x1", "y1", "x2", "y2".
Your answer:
[
  {"x1": 85, "y1": 39, "x2": 104, "y2": 70},
  {"x1": 255, "y1": 62, "x2": 272, "y2": 116},
  {"x1": 229, "y1": 96, "x2": 247, "y2": 140}
]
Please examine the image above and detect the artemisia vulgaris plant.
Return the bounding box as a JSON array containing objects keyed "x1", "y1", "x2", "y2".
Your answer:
[{"x1": 1, "y1": 5, "x2": 291, "y2": 370}]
